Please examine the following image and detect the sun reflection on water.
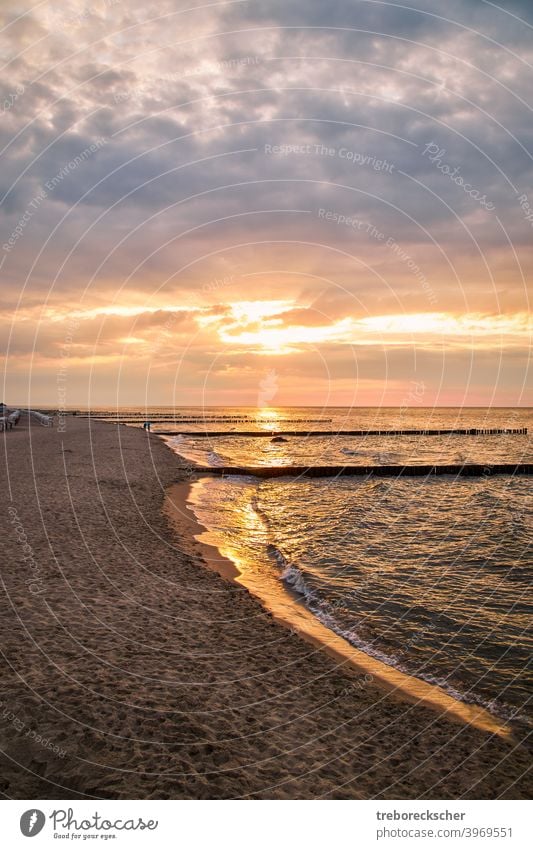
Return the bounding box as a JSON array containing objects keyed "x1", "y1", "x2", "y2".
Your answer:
[{"x1": 257, "y1": 407, "x2": 282, "y2": 431}]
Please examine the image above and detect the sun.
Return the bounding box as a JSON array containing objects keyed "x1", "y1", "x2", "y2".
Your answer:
[
  {"x1": 218, "y1": 300, "x2": 354, "y2": 353},
  {"x1": 228, "y1": 300, "x2": 294, "y2": 323},
  {"x1": 256, "y1": 407, "x2": 282, "y2": 430}
]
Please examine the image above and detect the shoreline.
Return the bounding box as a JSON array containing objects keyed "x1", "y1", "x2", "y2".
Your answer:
[
  {"x1": 164, "y1": 478, "x2": 511, "y2": 739},
  {"x1": 1, "y1": 418, "x2": 531, "y2": 799}
]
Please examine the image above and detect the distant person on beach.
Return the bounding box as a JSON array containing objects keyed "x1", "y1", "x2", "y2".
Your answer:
[{"x1": 143, "y1": 421, "x2": 151, "y2": 432}]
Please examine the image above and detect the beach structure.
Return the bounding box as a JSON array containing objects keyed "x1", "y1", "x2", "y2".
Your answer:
[
  {"x1": 25, "y1": 409, "x2": 53, "y2": 427},
  {"x1": 0, "y1": 406, "x2": 52, "y2": 429}
]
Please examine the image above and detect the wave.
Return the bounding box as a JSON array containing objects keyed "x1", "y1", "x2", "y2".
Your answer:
[
  {"x1": 274, "y1": 549, "x2": 319, "y2": 603},
  {"x1": 265, "y1": 542, "x2": 529, "y2": 728},
  {"x1": 207, "y1": 450, "x2": 225, "y2": 466},
  {"x1": 375, "y1": 452, "x2": 400, "y2": 463},
  {"x1": 268, "y1": 545, "x2": 411, "y2": 667},
  {"x1": 185, "y1": 472, "x2": 532, "y2": 731}
]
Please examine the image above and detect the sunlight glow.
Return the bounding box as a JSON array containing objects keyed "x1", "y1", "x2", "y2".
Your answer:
[
  {"x1": 219, "y1": 316, "x2": 353, "y2": 352},
  {"x1": 358, "y1": 312, "x2": 531, "y2": 336},
  {"x1": 228, "y1": 300, "x2": 295, "y2": 323},
  {"x1": 214, "y1": 309, "x2": 530, "y2": 353}
]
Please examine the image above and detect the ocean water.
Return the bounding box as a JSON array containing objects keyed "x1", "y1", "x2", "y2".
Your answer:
[{"x1": 157, "y1": 407, "x2": 532, "y2": 726}]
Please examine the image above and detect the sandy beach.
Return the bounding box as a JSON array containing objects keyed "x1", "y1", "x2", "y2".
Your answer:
[{"x1": 0, "y1": 417, "x2": 530, "y2": 799}]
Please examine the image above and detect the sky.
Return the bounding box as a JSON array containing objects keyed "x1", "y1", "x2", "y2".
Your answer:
[{"x1": 0, "y1": 0, "x2": 532, "y2": 408}]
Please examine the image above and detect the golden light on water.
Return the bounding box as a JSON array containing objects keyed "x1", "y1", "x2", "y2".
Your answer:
[{"x1": 257, "y1": 407, "x2": 282, "y2": 431}]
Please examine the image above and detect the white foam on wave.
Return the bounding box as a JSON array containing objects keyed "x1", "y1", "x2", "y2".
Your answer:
[
  {"x1": 268, "y1": 544, "x2": 528, "y2": 726},
  {"x1": 281, "y1": 561, "x2": 317, "y2": 601},
  {"x1": 375, "y1": 451, "x2": 399, "y2": 463},
  {"x1": 188, "y1": 473, "x2": 532, "y2": 730},
  {"x1": 207, "y1": 450, "x2": 225, "y2": 466}
]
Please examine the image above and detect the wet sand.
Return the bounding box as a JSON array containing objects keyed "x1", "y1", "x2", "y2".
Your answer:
[{"x1": 0, "y1": 418, "x2": 530, "y2": 799}]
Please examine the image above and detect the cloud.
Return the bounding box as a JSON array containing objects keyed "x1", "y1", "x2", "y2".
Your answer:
[{"x1": 0, "y1": 0, "x2": 531, "y2": 403}]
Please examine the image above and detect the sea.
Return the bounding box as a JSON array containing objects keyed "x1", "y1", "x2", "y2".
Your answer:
[{"x1": 96, "y1": 406, "x2": 532, "y2": 728}]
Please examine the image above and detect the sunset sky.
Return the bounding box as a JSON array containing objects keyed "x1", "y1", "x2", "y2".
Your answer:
[{"x1": 1, "y1": 0, "x2": 531, "y2": 407}]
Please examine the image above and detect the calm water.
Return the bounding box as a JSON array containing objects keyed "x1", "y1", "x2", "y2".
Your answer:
[{"x1": 158, "y1": 407, "x2": 532, "y2": 727}]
